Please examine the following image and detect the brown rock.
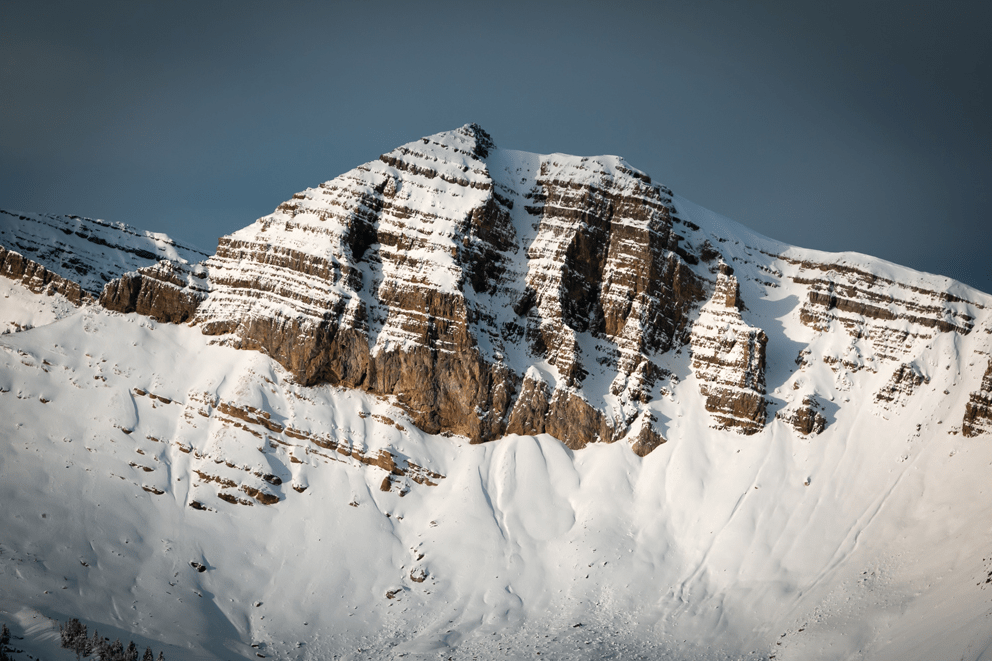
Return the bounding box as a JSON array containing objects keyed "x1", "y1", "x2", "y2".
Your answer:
[
  {"x1": 100, "y1": 260, "x2": 208, "y2": 323},
  {"x1": 240, "y1": 485, "x2": 279, "y2": 505},
  {"x1": 787, "y1": 258, "x2": 982, "y2": 361},
  {"x1": 186, "y1": 126, "x2": 703, "y2": 453},
  {"x1": 874, "y1": 363, "x2": 929, "y2": 407},
  {"x1": 544, "y1": 390, "x2": 615, "y2": 450},
  {"x1": 690, "y1": 270, "x2": 768, "y2": 434},
  {"x1": 505, "y1": 372, "x2": 551, "y2": 436},
  {"x1": 777, "y1": 395, "x2": 827, "y2": 436},
  {"x1": 0, "y1": 245, "x2": 92, "y2": 306},
  {"x1": 629, "y1": 414, "x2": 666, "y2": 456},
  {"x1": 963, "y1": 360, "x2": 992, "y2": 437}
]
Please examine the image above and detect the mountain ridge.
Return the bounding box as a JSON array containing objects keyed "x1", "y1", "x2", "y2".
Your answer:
[
  {"x1": 1, "y1": 125, "x2": 991, "y2": 660},
  {"x1": 92, "y1": 124, "x2": 992, "y2": 448}
]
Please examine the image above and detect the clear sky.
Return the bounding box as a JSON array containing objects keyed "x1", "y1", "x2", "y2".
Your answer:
[{"x1": 3, "y1": 0, "x2": 989, "y2": 293}]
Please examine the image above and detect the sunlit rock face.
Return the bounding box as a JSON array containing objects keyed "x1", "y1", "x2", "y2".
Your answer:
[
  {"x1": 689, "y1": 265, "x2": 768, "y2": 434},
  {"x1": 0, "y1": 209, "x2": 207, "y2": 306},
  {"x1": 84, "y1": 125, "x2": 992, "y2": 451},
  {"x1": 963, "y1": 359, "x2": 992, "y2": 437},
  {"x1": 162, "y1": 125, "x2": 704, "y2": 452}
]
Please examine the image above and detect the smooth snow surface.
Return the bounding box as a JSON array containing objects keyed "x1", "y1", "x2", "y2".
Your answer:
[{"x1": 2, "y1": 146, "x2": 992, "y2": 659}]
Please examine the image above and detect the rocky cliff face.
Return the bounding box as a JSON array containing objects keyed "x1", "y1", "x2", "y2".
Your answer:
[
  {"x1": 0, "y1": 244, "x2": 93, "y2": 306},
  {"x1": 0, "y1": 209, "x2": 208, "y2": 307},
  {"x1": 963, "y1": 359, "x2": 992, "y2": 437},
  {"x1": 689, "y1": 265, "x2": 768, "y2": 434},
  {"x1": 155, "y1": 125, "x2": 706, "y2": 452},
  {"x1": 792, "y1": 259, "x2": 979, "y2": 360},
  {"x1": 18, "y1": 124, "x2": 978, "y2": 449},
  {"x1": 99, "y1": 260, "x2": 209, "y2": 323}
]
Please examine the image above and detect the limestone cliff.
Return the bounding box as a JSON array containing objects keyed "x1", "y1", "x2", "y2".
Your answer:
[
  {"x1": 792, "y1": 259, "x2": 979, "y2": 360},
  {"x1": 0, "y1": 209, "x2": 208, "y2": 304},
  {"x1": 140, "y1": 125, "x2": 706, "y2": 452},
  {"x1": 99, "y1": 260, "x2": 209, "y2": 323},
  {"x1": 66, "y1": 125, "x2": 990, "y2": 453},
  {"x1": 689, "y1": 265, "x2": 768, "y2": 434},
  {"x1": 963, "y1": 360, "x2": 992, "y2": 437}
]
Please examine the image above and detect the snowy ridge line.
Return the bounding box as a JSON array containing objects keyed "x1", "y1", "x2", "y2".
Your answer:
[
  {"x1": 3, "y1": 124, "x2": 992, "y2": 660},
  {"x1": 671, "y1": 195, "x2": 992, "y2": 306},
  {"x1": 0, "y1": 208, "x2": 208, "y2": 300}
]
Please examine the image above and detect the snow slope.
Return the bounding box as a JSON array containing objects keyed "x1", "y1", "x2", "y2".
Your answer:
[{"x1": 2, "y1": 138, "x2": 992, "y2": 660}]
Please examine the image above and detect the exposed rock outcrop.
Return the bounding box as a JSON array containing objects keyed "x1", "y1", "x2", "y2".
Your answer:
[
  {"x1": 185, "y1": 125, "x2": 703, "y2": 452},
  {"x1": 874, "y1": 363, "x2": 930, "y2": 408},
  {"x1": 690, "y1": 265, "x2": 768, "y2": 434},
  {"x1": 519, "y1": 159, "x2": 702, "y2": 392},
  {"x1": 777, "y1": 395, "x2": 827, "y2": 436},
  {"x1": 0, "y1": 209, "x2": 207, "y2": 301},
  {"x1": 628, "y1": 413, "x2": 667, "y2": 456},
  {"x1": 100, "y1": 260, "x2": 209, "y2": 323},
  {"x1": 504, "y1": 370, "x2": 552, "y2": 437},
  {"x1": 0, "y1": 245, "x2": 92, "y2": 305},
  {"x1": 963, "y1": 360, "x2": 992, "y2": 437},
  {"x1": 789, "y1": 259, "x2": 983, "y2": 360}
]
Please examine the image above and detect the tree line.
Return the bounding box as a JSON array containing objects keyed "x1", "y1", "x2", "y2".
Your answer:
[
  {"x1": 59, "y1": 618, "x2": 165, "y2": 661},
  {"x1": 1, "y1": 624, "x2": 13, "y2": 661}
]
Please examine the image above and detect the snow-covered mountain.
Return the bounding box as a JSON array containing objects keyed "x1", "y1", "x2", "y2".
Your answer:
[{"x1": 1, "y1": 125, "x2": 991, "y2": 661}]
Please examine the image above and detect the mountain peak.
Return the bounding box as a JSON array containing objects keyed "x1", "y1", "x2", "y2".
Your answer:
[{"x1": 2, "y1": 128, "x2": 992, "y2": 660}]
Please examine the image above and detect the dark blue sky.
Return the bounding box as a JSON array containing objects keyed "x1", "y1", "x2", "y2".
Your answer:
[{"x1": 3, "y1": 1, "x2": 989, "y2": 292}]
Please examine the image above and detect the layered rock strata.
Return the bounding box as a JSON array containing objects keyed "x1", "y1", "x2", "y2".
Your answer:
[
  {"x1": 790, "y1": 258, "x2": 982, "y2": 361},
  {"x1": 0, "y1": 209, "x2": 207, "y2": 301},
  {"x1": 777, "y1": 395, "x2": 827, "y2": 436},
  {"x1": 136, "y1": 125, "x2": 706, "y2": 451},
  {"x1": 874, "y1": 363, "x2": 930, "y2": 408},
  {"x1": 0, "y1": 244, "x2": 93, "y2": 305},
  {"x1": 519, "y1": 158, "x2": 702, "y2": 394},
  {"x1": 690, "y1": 265, "x2": 768, "y2": 434},
  {"x1": 963, "y1": 360, "x2": 992, "y2": 437},
  {"x1": 100, "y1": 261, "x2": 209, "y2": 323}
]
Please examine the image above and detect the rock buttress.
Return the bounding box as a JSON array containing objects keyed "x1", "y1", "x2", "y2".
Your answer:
[
  {"x1": 0, "y1": 245, "x2": 91, "y2": 306},
  {"x1": 690, "y1": 265, "x2": 768, "y2": 434},
  {"x1": 179, "y1": 125, "x2": 703, "y2": 451},
  {"x1": 193, "y1": 125, "x2": 520, "y2": 443},
  {"x1": 776, "y1": 395, "x2": 827, "y2": 436},
  {"x1": 100, "y1": 260, "x2": 209, "y2": 323},
  {"x1": 963, "y1": 360, "x2": 992, "y2": 437}
]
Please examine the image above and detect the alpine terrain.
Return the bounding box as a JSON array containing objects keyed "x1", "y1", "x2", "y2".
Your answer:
[{"x1": 1, "y1": 125, "x2": 991, "y2": 661}]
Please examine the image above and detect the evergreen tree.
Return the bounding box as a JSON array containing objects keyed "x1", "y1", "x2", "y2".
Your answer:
[
  {"x1": 156, "y1": 651, "x2": 165, "y2": 661},
  {"x1": 0, "y1": 623, "x2": 10, "y2": 661},
  {"x1": 142, "y1": 647, "x2": 154, "y2": 661},
  {"x1": 97, "y1": 634, "x2": 112, "y2": 661},
  {"x1": 124, "y1": 640, "x2": 139, "y2": 661},
  {"x1": 87, "y1": 629, "x2": 102, "y2": 658},
  {"x1": 109, "y1": 638, "x2": 124, "y2": 661},
  {"x1": 60, "y1": 618, "x2": 88, "y2": 655}
]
